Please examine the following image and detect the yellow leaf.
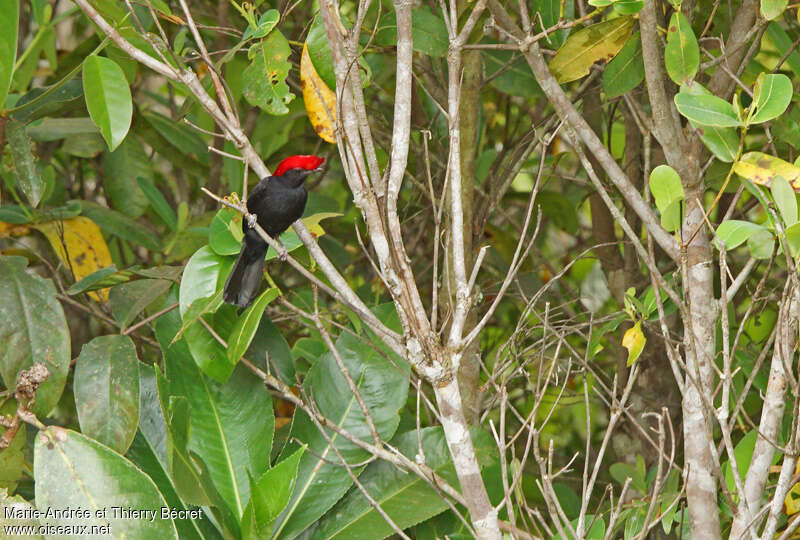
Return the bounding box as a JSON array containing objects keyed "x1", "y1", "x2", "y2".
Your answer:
[
  {"x1": 303, "y1": 212, "x2": 342, "y2": 236},
  {"x1": 300, "y1": 43, "x2": 337, "y2": 143},
  {"x1": 734, "y1": 152, "x2": 800, "y2": 189},
  {"x1": 785, "y1": 458, "x2": 800, "y2": 515},
  {"x1": 622, "y1": 320, "x2": 646, "y2": 366},
  {"x1": 33, "y1": 217, "x2": 113, "y2": 301},
  {"x1": 0, "y1": 222, "x2": 30, "y2": 238},
  {"x1": 549, "y1": 17, "x2": 634, "y2": 84}
]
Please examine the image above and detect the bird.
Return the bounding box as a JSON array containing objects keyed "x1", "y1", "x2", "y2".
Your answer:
[{"x1": 223, "y1": 154, "x2": 324, "y2": 308}]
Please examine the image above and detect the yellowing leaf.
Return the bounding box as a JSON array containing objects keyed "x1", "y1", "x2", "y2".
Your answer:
[
  {"x1": 0, "y1": 222, "x2": 31, "y2": 238},
  {"x1": 549, "y1": 17, "x2": 634, "y2": 83},
  {"x1": 785, "y1": 458, "x2": 800, "y2": 515},
  {"x1": 622, "y1": 320, "x2": 646, "y2": 366},
  {"x1": 734, "y1": 152, "x2": 800, "y2": 189},
  {"x1": 303, "y1": 212, "x2": 342, "y2": 236},
  {"x1": 33, "y1": 217, "x2": 113, "y2": 301},
  {"x1": 300, "y1": 43, "x2": 337, "y2": 143}
]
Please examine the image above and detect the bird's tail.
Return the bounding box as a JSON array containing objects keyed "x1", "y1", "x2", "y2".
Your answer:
[{"x1": 223, "y1": 241, "x2": 267, "y2": 308}]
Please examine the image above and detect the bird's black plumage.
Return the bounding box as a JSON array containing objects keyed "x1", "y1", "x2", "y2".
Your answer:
[{"x1": 223, "y1": 167, "x2": 312, "y2": 308}]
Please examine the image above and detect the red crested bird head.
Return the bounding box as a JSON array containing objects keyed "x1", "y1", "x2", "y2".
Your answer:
[{"x1": 273, "y1": 155, "x2": 325, "y2": 177}]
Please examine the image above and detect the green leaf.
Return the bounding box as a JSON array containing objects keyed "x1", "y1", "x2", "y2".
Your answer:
[
  {"x1": 677, "y1": 83, "x2": 739, "y2": 162},
  {"x1": 483, "y1": 49, "x2": 542, "y2": 98},
  {"x1": 80, "y1": 201, "x2": 161, "y2": 250},
  {"x1": 410, "y1": 9, "x2": 449, "y2": 58},
  {"x1": 137, "y1": 176, "x2": 178, "y2": 230},
  {"x1": 659, "y1": 198, "x2": 682, "y2": 232},
  {"x1": 26, "y1": 117, "x2": 98, "y2": 141},
  {"x1": 102, "y1": 137, "x2": 153, "y2": 218},
  {"x1": 227, "y1": 288, "x2": 280, "y2": 364},
  {"x1": 74, "y1": 335, "x2": 140, "y2": 454},
  {"x1": 34, "y1": 428, "x2": 178, "y2": 538},
  {"x1": 241, "y1": 447, "x2": 305, "y2": 539},
  {"x1": 306, "y1": 15, "x2": 336, "y2": 90},
  {"x1": 734, "y1": 151, "x2": 800, "y2": 188},
  {"x1": 66, "y1": 265, "x2": 118, "y2": 295},
  {"x1": 747, "y1": 228, "x2": 775, "y2": 259},
  {"x1": 748, "y1": 73, "x2": 792, "y2": 124},
  {"x1": 766, "y1": 23, "x2": 800, "y2": 79},
  {"x1": 209, "y1": 208, "x2": 244, "y2": 256},
  {"x1": 602, "y1": 32, "x2": 644, "y2": 98},
  {"x1": 771, "y1": 175, "x2": 798, "y2": 226},
  {"x1": 82, "y1": 55, "x2": 133, "y2": 151},
  {"x1": 179, "y1": 246, "x2": 234, "y2": 317},
  {"x1": 549, "y1": 17, "x2": 634, "y2": 84},
  {"x1": 533, "y1": 0, "x2": 575, "y2": 47},
  {"x1": 243, "y1": 30, "x2": 294, "y2": 115},
  {"x1": 154, "y1": 307, "x2": 274, "y2": 523},
  {"x1": 664, "y1": 12, "x2": 699, "y2": 84},
  {"x1": 622, "y1": 321, "x2": 646, "y2": 366},
  {"x1": 762, "y1": 0, "x2": 788, "y2": 19},
  {"x1": 242, "y1": 9, "x2": 280, "y2": 41},
  {"x1": 5, "y1": 119, "x2": 44, "y2": 207},
  {"x1": 142, "y1": 111, "x2": 208, "y2": 163},
  {"x1": 674, "y1": 91, "x2": 741, "y2": 127},
  {"x1": 648, "y1": 165, "x2": 684, "y2": 212},
  {"x1": 109, "y1": 278, "x2": 173, "y2": 331},
  {"x1": 173, "y1": 290, "x2": 224, "y2": 345},
  {"x1": 0, "y1": 0, "x2": 19, "y2": 108},
  {"x1": 375, "y1": 9, "x2": 449, "y2": 59},
  {"x1": 0, "y1": 256, "x2": 69, "y2": 416},
  {"x1": 11, "y1": 78, "x2": 85, "y2": 124},
  {"x1": 786, "y1": 222, "x2": 800, "y2": 259},
  {"x1": 273, "y1": 314, "x2": 410, "y2": 540},
  {"x1": 306, "y1": 427, "x2": 494, "y2": 540},
  {"x1": 715, "y1": 220, "x2": 765, "y2": 250},
  {"x1": 613, "y1": 0, "x2": 644, "y2": 14}
]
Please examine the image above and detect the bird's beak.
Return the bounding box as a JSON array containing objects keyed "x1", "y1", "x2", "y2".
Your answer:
[{"x1": 313, "y1": 166, "x2": 325, "y2": 173}]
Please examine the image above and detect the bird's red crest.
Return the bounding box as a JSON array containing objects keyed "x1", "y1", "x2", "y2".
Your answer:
[{"x1": 273, "y1": 155, "x2": 325, "y2": 177}]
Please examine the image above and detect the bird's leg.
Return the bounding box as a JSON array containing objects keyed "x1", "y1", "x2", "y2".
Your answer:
[
  {"x1": 276, "y1": 237, "x2": 288, "y2": 261},
  {"x1": 246, "y1": 212, "x2": 258, "y2": 229}
]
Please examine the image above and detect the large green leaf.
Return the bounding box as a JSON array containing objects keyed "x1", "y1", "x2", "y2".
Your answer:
[
  {"x1": 243, "y1": 30, "x2": 294, "y2": 115},
  {"x1": 74, "y1": 335, "x2": 139, "y2": 454},
  {"x1": 242, "y1": 447, "x2": 305, "y2": 539},
  {"x1": 602, "y1": 32, "x2": 644, "y2": 98},
  {"x1": 179, "y1": 246, "x2": 233, "y2": 316},
  {"x1": 227, "y1": 288, "x2": 280, "y2": 364},
  {"x1": 534, "y1": 0, "x2": 575, "y2": 47},
  {"x1": 305, "y1": 427, "x2": 494, "y2": 540},
  {"x1": 748, "y1": 73, "x2": 792, "y2": 125},
  {"x1": 674, "y1": 90, "x2": 740, "y2": 127},
  {"x1": 273, "y1": 309, "x2": 410, "y2": 540},
  {"x1": 0, "y1": 0, "x2": 18, "y2": 108},
  {"x1": 549, "y1": 17, "x2": 634, "y2": 84},
  {"x1": 34, "y1": 427, "x2": 179, "y2": 538},
  {"x1": 5, "y1": 119, "x2": 44, "y2": 207},
  {"x1": 83, "y1": 55, "x2": 132, "y2": 151},
  {"x1": 102, "y1": 137, "x2": 152, "y2": 218},
  {"x1": 0, "y1": 256, "x2": 69, "y2": 416},
  {"x1": 374, "y1": 9, "x2": 448, "y2": 59},
  {"x1": 109, "y1": 278, "x2": 173, "y2": 331},
  {"x1": 648, "y1": 165, "x2": 684, "y2": 232},
  {"x1": 154, "y1": 306, "x2": 275, "y2": 521},
  {"x1": 664, "y1": 12, "x2": 698, "y2": 84},
  {"x1": 715, "y1": 220, "x2": 765, "y2": 250}
]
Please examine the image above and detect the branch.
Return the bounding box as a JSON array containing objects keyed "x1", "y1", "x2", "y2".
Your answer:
[{"x1": 485, "y1": 0, "x2": 679, "y2": 262}]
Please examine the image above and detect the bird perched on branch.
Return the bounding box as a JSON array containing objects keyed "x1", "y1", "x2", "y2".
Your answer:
[{"x1": 223, "y1": 154, "x2": 324, "y2": 308}]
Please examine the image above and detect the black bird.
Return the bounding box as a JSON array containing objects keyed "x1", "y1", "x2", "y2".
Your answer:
[{"x1": 223, "y1": 154, "x2": 324, "y2": 308}]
